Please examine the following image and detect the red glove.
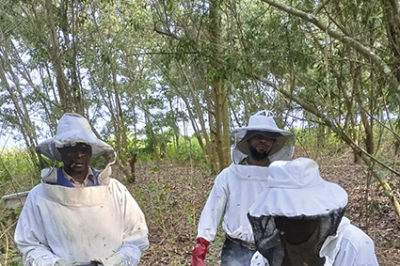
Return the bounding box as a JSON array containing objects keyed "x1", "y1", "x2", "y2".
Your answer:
[{"x1": 191, "y1": 238, "x2": 210, "y2": 266}]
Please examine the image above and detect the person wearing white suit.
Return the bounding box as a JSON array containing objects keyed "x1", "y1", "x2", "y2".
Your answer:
[
  {"x1": 15, "y1": 113, "x2": 149, "y2": 266},
  {"x1": 191, "y1": 111, "x2": 294, "y2": 266}
]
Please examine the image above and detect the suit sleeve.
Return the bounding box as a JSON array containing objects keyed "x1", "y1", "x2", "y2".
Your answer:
[
  {"x1": 196, "y1": 171, "x2": 229, "y2": 242},
  {"x1": 14, "y1": 191, "x2": 61, "y2": 266},
  {"x1": 333, "y1": 236, "x2": 379, "y2": 266},
  {"x1": 112, "y1": 183, "x2": 149, "y2": 266}
]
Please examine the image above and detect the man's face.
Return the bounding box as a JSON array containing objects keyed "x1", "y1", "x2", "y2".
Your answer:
[
  {"x1": 59, "y1": 143, "x2": 92, "y2": 176},
  {"x1": 247, "y1": 135, "x2": 275, "y2": 160},
  {"x1": 274, "y1": 216, "x2": 319, "y2": 245}
]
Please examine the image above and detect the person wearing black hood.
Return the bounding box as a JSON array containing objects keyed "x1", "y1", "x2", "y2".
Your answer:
[{"x1": 248, "y1": 158, "x2": 379, "y2": 266}]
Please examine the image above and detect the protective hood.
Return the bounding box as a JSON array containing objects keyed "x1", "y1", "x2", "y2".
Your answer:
[
  {"x1": 247, "y1": 158, "x2": 347, "y2": 265},
  {"x1": 249, "y1": 158, "x2": 348, "y2": 217},
  {"x1": 231, "y1": 110, "x2": 294, "y2": 164},
  {"x1": 39, "y1": 166, "x2": 112, "y2": 206},
  {"x1": 36, "y1": 113, "x2": 114, "y2": 161}
]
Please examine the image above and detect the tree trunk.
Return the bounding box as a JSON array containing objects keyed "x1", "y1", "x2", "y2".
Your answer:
[
  {"x1": 111, "y1": 59, "x2": 128, "y2": 165},
  {"x1": 206, "y1": 89, "x2": 218, "y2": 172},
  {"x1": 167, "y1": 97, "x2": 180, "y2": 151},
  {"x1": 0, "y1": 57, "x2": 43, "y2": 170},
  {"x1": 45, "y1": 0, "x2": 77, "y2": 113},
  {"x1": 351, "y1": 56, "x2": 374, "y2": 154},
  {"x1": 180, "y1": 95, "x2": 206, "y2": 154},
  {"x1": 141, "y1": 97, "x2": 160, "y2": 164},
  {"x1": 177, "y1": 64, "x2": 213, "y2": 168},
  {"x1": 210, "y1": 0, "x2": 231, "y2": 170}
]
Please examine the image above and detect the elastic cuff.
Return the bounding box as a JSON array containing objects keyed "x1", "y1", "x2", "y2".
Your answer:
[{"x1": 196, "y1": 237, "x2": 210, "y2": 247}]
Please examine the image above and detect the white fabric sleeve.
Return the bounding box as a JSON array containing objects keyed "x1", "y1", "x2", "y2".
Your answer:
[
  {"x1": 14, "y1": 193, "x2": 61, "y2": 266},
  {"x1": 196, "y1": 172, "x2": 229, "y2": 242},
  {"x1": 112, "y1": 183, "x2": 149, "y2": 266},
  {"x1": 333, "y1": 237, "x2": 379, "y2": 266}
]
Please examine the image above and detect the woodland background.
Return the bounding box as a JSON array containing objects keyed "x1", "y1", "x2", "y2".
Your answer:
[{"x1": 0, "y1": 0, "x2": 400, "y2": 265}]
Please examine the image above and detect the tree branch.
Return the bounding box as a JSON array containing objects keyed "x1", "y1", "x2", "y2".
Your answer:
[
  {"x1": 313, "y1": 0, "x2": 331, "y2": 15},
  {"x1": 259, "y1": 0, "x2": 400, "y2": 98},
  {"x1": 255, "y1": 75, "x2": 400, "y2": 217},
  {"x1": 153, "y1": 26, "x2": 180, "y2": 40},
  {"x1": 255, "y1": 75, "x2": 400, "y2": 177}
]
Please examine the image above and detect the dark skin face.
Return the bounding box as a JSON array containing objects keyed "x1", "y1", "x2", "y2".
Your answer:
[
  {"x1": 247, "y1": 135, "x2": 275, "y2": 166},
  {"x1": 274, "y1": 216, "x2": 319, "y2": 245},
  {"x1": 58, "y1": 143, "x2": 92, "y2": 183}
]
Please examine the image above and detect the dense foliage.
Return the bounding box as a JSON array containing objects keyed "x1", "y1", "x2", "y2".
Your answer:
[{"x1": 0, "y1": 0, "x2": 399, "y2": 221}]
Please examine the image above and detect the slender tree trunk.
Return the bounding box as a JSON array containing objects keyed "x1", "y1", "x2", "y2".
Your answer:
[
  {"x1": 177, "y1": 64, "x2": 213, "y2": 167},
  {"x1": 381, "y1": 0, "x2": 400, "y2": 81},
  {"x1": 210, "y1": 0, "x2": 231, "y2": 170},
  {"x1": 206, "y1": 89, "x2": 218, "y2": 172},
  {"x1": 111, "y1": 60, "x2": 128, "y2": 165},
  {"x1": 140, "y1": 96, "x2": 160, "y2": 164},
  {"x1": 180, "y1": 95, "x2": 206, "y2": 153},
  {"x1": 351, "y1": 56, "x2": 374, "y2": 154},
  {"x1": 0, "y1": 58, "x2": 43, "y2": 169},
  {"x1": 45, "y1": 0, "x2": 77, "y2": 113},
  {"x1": 396, "y1": 107, "x2": 400, "y2": 155},
  {"x1": 167, "y1": 97, "x2": 180, "y2": 151}
]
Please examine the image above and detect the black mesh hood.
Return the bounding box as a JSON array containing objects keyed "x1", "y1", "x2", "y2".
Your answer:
[{"x1": 247, "y1": 208, "x2": 345, "y2": 265}]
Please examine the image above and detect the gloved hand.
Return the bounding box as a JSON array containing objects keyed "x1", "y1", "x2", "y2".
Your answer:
[
  {"x1": 92, "y1": 256, "x2": 125, "y2": 266},
  {"x1": 191, "y1": 238, "x2": 210, "y2": 266}
]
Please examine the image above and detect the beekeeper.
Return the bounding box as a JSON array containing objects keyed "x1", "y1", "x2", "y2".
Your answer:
[
  {"x1": 248, "y1": 158, "x2": 379, "y2": 266},
  {"x1": 14, "y1": 113, "x2": 149, "y2": 266},
  {"x1": 191, "y1": 110, "x2": 294, "y2": 266}
]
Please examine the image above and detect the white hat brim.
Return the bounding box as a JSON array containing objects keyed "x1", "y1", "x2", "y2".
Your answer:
[
  {"x1": 37, "y1": 136, "x2": 114, "y2": 161},
  {"x1": 36, "y1": 113, "x2": 114, "y2": 161},
  {"x1": 249, "y1": 181, "x2": 348, "y2": 217},
  {"x1": 232, "y1": 126, "x2": 293, "y2": 139}
]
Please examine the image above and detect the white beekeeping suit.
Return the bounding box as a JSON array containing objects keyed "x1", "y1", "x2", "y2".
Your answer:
[
  {"x1": 191, "y1": 111, "x2": 294, "y2": 266},
  {"x1": 15, "y1": 113, "x2": 149, "y2": 266}
]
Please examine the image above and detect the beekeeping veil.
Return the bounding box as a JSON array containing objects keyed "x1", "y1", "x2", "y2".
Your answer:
[
  {"x1": 231, "y1": 110, "x2": 294, "y2": 164},
  {"x1": 36, "y1": 113, "x2": 116, "y2": 169},
  {"x1": 247, "y1": 158, "x2": 348, "y2": 265}
]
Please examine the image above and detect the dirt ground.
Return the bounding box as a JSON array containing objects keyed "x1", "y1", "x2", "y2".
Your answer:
[
  {"x1": 316, "y1": 153, "x2": 400, "y2": 266},
  {"x1": 126, "y1": 151, "x2": 400, "y2": 266}
]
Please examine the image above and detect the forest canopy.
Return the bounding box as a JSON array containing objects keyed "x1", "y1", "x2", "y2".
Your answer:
[{"x1": 0, "y1": 0, "x2": 399, "y2": 210}]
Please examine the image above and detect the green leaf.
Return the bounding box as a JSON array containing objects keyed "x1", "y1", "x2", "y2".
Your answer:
[
  {"x1": 383, "y1": 189, "x2": 392, "y2": 197},
  {"x1": 368, "y1": 178, "x2": 378, "y2": 185},
  {"x1": 377, "y1": 171, "x2": 388, "y2": 180},
  {"x1": 369, "y1": 200, "x2": 380, "y2": 213}
]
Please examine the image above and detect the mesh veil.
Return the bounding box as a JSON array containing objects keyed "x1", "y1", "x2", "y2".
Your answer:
[{"x1": 247, "y1": 208, "x2": 345, "y2": 265}]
